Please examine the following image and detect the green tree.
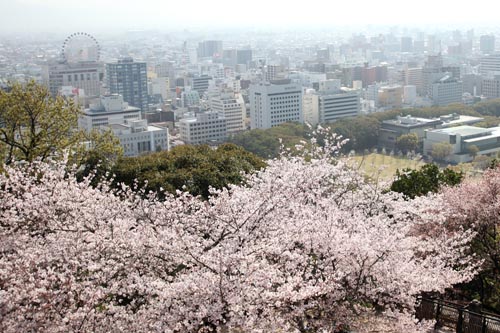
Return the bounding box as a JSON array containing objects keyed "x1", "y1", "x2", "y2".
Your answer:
[
  {"x1": 390, "y1": 163, "x2": 463, "y2": 199},
  {"x1": 228, "y1": 123, "x2": 310, "y2": 158},
  {"x1": 0, "y1": 81, "x2": 81, "y2": 164},
  {"x1": 71, "y1": 129, "x2": 124, "y2": 184},
  {"x1": 467, "y1": 145, "x2": 480, "y2": 159},
  {"x1": 431, "y1": 142, "x2": 453, "y2": 162},
  {"x1": 111, "y1": 143, "x2": 266, "y2": 199},
  {"x1": 395, "y1": 133, "x2": 419, "y2": 154}
]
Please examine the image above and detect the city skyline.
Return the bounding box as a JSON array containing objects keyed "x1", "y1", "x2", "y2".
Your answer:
[{"x1": 2, "y1": 0, "x2": 500, "y2": 34}]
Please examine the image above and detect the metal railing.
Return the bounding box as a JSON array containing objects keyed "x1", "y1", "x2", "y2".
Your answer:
[{"x1": 416, "y1": 297, "x2": 500, "y2": 333}]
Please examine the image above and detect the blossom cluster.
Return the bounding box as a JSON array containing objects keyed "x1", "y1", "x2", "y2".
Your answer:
[{"x1": 0, "y1": 135, "x2": 477, "y2": 332}]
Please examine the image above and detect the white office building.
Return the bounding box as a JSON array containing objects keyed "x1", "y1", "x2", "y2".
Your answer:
[
  {"x1": 179, "y1": 111, "x2": 227, "y2": 145},
  {"x1": 78, "y1": 94, "x2": 141, "y2": 132},
  {"x1": 105, "y1": 120, "x2": 169, "y2": 157},
  {"x1": 480, "y1": 54, "x2": 500, "y2": 76},
  {"x1": 249, "y1": 80, "x2": 303, "y2": 129},
  {"x1": 424, "y1": 125, "x2": 500, "y2": 163},
  {"x1": 430, "y1": 75, "x2": 463, "y2": 106},
  {"x1": 210, "y1": 89, "x2": 246, "y2": 133},
  {"x1": 79, "y1": 94, "x2": 169, "y2": 156}
]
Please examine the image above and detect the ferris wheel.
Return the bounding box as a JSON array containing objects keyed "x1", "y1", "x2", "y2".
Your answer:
[{"x1": 61, "y1": 32, "x2": 100, "y2": 63}]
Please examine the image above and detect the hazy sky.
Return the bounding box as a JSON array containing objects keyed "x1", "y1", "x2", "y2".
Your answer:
[{"x1": 1, "y1": 0, "x2": 499, "y2": 34}]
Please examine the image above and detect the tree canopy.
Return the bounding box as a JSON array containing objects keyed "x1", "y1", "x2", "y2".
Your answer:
[
  {"x1": 0, "y1": 81, "x2": 81, "y2": 164},
  {"x1": 111, "y1": 143, "x2": 266, "y2": 199},
  {"x1": 390, "y1": 163, "x2": 463, "y2": 199}
]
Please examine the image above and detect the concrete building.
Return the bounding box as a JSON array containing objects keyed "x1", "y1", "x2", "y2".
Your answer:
[
  {"x1": 179, "y1": 111, "x2": 227, "y2": 145},
  {"x1": 379, "y1": 115, "x2": 442, "y2": 149},
  {"x1": 236, "y1": 49, "x2": 252, "y2": 65},
  {"x1": 249, "y1": 80, "x2": 303, "y2": 129},
  {"x1": 106, "y1": 58, "x2": 148, "y2": 112},
  {"x1": 317, "y1": 81, "x2": 359, "y2": 123},
  {"x1": 403, "y1": 85, "x2": 417, "y2": 105},
  {"x1": 430, "y1": 75, "x2": 463, "y2": 106},
  {"x1": 210, "y1": 89, "x2": 246, "y2": 133},
  {"x1": 302, "y1": 81, "x2": 360, "y2": 126},
  {"x1": 378, "y1": 85, "x2": 403, "y2": 109},
  {"x1": 404, "y1": 67, "x2": 423, "y2": 94},
  {"x1": 482, "y1": 74, "x2": 500, "y2": 99},
  {"x1": 401, "y1": 37, "x2": 413, "y2": 52},
  {"x1": 480, "y1": 54, "x2": 500, "y2": 76},
  {"x1": 148, "y1": 77, "x2": 169, "y2": 101},
  {"x1": 302, "y1": 88, "x2": 319, "y2": 126},
  {"x1": 197, "y1": 40, "x2": 223, "y2": 59},
  {"x1": 78, "y1": 94, "x2": 141, "y2": 132},
  {"x1": 105, "y1": 120, "x2": 169, "y2": 157},
  {"x1": 424, "y1": 125, "x2": 500, "y2": 163},
  {"x1": 42, "y1": 61, "x2": 104, "y2": 98},
  {"x1": 480, "y1": 35, "x2": 495, "y2": 54},
  {"x1": 78, "y1": 94, "x2": 168, "y2": 156},
  {"x1": 188, "y1": 75, "x2": 212, "y2": 96},
  {"x1": 181, "y1": 90, "x2": 200, "y2": 107},
  {"x1": 379, "y1": 114, "x2": 483, "y2": 150}
]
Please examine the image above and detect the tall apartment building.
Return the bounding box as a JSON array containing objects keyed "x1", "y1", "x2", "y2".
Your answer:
[
  {"x1": 106, "y1": 57, "x2": 148, "y2": 112},
  {"x1": 249, "y1": 80, "x2": 303, "y2": 130},
  {"x1": 430, "y1": 75, "x2": 463, "y2": 106},
  {"x1": 210, "y1": 89, "x2": 246, "y2": 133},
  {"x1": 42, "y1": 61, "x2": 104, "y2": 97},
  {"x1": 480, "y1": 54, "x2": 500, "y2": 76},
  {"x1": 480, "y1": 35, "x2": 496, "y2": 54},
  {"x1": 197, "y1": 40, "x2": 223, "y2": 59},
  {"x1": 179, "y1": 111, "x2": 227, "y2": 145}
]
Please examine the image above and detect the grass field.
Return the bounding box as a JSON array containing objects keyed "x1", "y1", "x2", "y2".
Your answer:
[
  {"x1": 348, "y1": 153, "x2": 479, "y2": 182},
  {"x1": 348, "y1": 153, "x2": 426, "y2": 182}
]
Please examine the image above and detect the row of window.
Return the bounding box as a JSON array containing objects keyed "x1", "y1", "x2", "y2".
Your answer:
[{"x1": 68, "y1": 73, "x2": 97, "y2": 82}]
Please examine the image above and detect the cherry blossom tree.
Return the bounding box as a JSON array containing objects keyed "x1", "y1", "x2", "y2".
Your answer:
[
  {"x1": 441, "y1": 167, "x2": 500, "y2": 311},
  {"x1": 0, "y1": 133, "x2": 477, "y2": 332}
]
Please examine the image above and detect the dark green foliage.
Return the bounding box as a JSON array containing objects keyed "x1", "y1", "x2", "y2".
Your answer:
[
  {"x1": 228, "y1": 123, "x2": 311, "y2": 159},
  {"x1": 325, "y1": 116, "x2": 380, "y2": 152},
  {"x1": 111, "y1": 143, "x2": 266, "y2": 199},
  {"x1": 395, "y1": 133, "x2": 419, "y2": 154},
  {"x1": 390, "y1": 164, "x2": 463, "y2": 199},
  {"x1": 472, "y1": 99, "x2": 500, "y2": 117}
]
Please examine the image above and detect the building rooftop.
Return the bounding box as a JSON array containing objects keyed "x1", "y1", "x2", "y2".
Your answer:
[{"x1": 431, "y1": 125, "x2": 491, "y2": 136}]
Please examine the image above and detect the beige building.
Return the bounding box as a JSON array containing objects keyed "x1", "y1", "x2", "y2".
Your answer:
[{"x1": 378, "y1": 85, "x2": 403, "y2": 109}]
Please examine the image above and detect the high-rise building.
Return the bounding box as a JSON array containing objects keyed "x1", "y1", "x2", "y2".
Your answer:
[
  {"x1": 188, "y1": 75, "x2": 212, "y2": 96},
  {"x1": 480, "y1": 35, "x2": 496, "y2": 54},
  {"x1": 210, "y1": 89, "x2": 246, "y2": 133},
  {"x1": 197, "y1": 40, "x2": 223, "y2": 59},
  {"x1": 316, "y1": 82, "x2": 360, "y2": 123},
  {"x1": 401, "y1": 37, "x2": 413, "y2": 52},
  {"x1": 42, "y1": 61, "x2": 104, "y2": 98},
  {"x1": 236, "y1": 49, "x2": 252, "y2": 65},
  {"x1": 430, "y1": 75, "x2": 463, "y2": 106},
  {"x1": 482, "y1": 74, "x2": 500, "y2": 99},
  {"x1": 106, "y1": 58, "x2": 148, "y2": 112},
  {"x1": 249, "y1": 80, "x2": 303, "y2": 129},
  {"x1": 179, "y1": 111, "x2": 227, "y2": 145},
  {"x1": 480, "y1": 54, "x2": 500, "y2": 76}
]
